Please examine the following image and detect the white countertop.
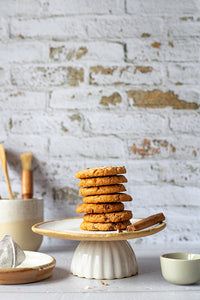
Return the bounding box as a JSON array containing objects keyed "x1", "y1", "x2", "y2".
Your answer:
[{"x1": 0, "y1": 241, "x2": 200, "y2": 300}]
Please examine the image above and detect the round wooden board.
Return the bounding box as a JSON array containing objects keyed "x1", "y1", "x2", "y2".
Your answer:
[
  {"x1": 0, "y1": 251, "x2": 56, "y2": 285},
  {"x1": 32, "y1": 217, "x2": 166, "y2": 242}
]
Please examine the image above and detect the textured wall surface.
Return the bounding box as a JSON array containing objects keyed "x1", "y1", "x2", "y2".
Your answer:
[{"x1": 0, "y1": 0, "x2": 200, "y2": 246}]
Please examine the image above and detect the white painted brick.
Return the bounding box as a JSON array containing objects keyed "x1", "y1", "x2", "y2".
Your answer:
[
  {"x1": 0, "y1": 135, "x2": 49, "y2": 178},
  {"x1": 11, "y1": 65, "x2": 84, "y2": 89},
  {"x1": 10, "y1": 17, "x2": 87, "y2": 40},
  {"x1": 84, "y1": 111, "x2": 169, "y2": 136},
  {"x1": 126, "y1": 38, "x2": 200, "y2": 63},
  {"x1": 0, "y1": 0, "x2": 41, "y2": 16},
  {"x1": 89, "y1": 63, "x2": 163, "y2": 86},
  {"x1": 127, "y1": 160, "x2": 200, "y2": 186},
  {"x1": 88, "y1": 16, "x2": 165, "y2": 39},
  {"x1": 0, "y1": 91, "x2": 47, "y2": 111},
  {"x1": 126, "y1": 185, "x2": 200, "y2": 207},
  {"x1": 169, "y1": 111, "x2": 200, "y2": 134},
  {"x1": 126, "y1": 0, "x2": 199, "y2": 15},
  {"x1": 49, "y1": 136, "x2": 125, "y2": 159},
  {"x1": 0, "y1": 66, "x2": 10, "y2": 86},
  {"x1": 0, "y1": 42, "x2": 48, "y2": 63},
  {"x1": 127, "y1": 135, "x2": 200, "y2": 160},
  {"x1": 50, "y1": 87, "x2": 127, "y2": 110},
  {"x1": 166, "y1": 17, "x2": 200, "y2": 38},
  {"x1": 8, "y1": 111, "x2": 84, "y2": 135},
  {"x1": 49, "y1": 42, "x2": 124, "y2": 62},
  {"x1": 0, "y1": 18, "x2": 8, "y2": 40},
  {"x1": 126, "y1": 39, "x2": 164, "y2": 63},
  {"x1": 169, "y1": 85, "x2": 200, "y2": 105},
  {"x1": 167, "y1": 63, "x2": 200, "y2": 85},
  {"x1": 43, "y1": 0, "x2": 124, "y2": 15}
]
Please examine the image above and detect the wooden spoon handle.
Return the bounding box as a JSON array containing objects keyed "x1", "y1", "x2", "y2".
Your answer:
[{"x1": 0, "y1": 144, "x2": 13, "y2": 200}]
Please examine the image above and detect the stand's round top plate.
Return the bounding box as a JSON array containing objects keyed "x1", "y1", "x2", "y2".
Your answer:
[{"x1": 32, "y1": 217, "x2": 166, "y2": 241}]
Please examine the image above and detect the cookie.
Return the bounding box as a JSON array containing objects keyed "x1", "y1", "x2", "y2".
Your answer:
[
  {"x1": 75, "y1": 166, "x2": 126, "y2": 179},
  {"x1": 82, "y1": 193, "x2": 132, "y2": 204},
  {"x1": 79, "y1": 175, "x2": 127, "y2": 187},
  {"x1": 80, "y1": 220, "x2": 131, "y2": 231},
  {"x1": 79, "y1": 184, "x2": 126, "y2": 196},
  {"x1": 83, "y1": 210, "x2": 132, "y2": 223},
  {"x1": 76, "y1": 202, "x2": 124, "y2": 214}
]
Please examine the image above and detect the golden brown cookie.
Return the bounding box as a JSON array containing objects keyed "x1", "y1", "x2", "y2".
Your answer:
[
  {"x1": 80, "y1": 220, "x2": 131, "y2": 231},
  {"x1": 83, "y1": 210, "x2": 132, "y2": 223},
  {"x1": 82, "y1": 193, "x2": 132, "y2": 203},
  {"x1": 76, "y1": 202, "x2": 124, "y2": 214},
  {"x1": 79, "y1": 175, "x2": 127, "y2": 187},
  {"x1": 79, "y1": 184, "x2": 126, "y2": 196},
  {"x1": 75, "y1": 166, "x2": 126, "y2": 179}
]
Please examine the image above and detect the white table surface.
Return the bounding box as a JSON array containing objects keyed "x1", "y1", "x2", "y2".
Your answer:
[{"x1": 0, "y1": 240, "x2": 200, "y2": 300}]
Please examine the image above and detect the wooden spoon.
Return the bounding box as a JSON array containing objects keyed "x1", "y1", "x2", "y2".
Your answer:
[{"x1": 0, "y1": 144, "x2": 13, "y2": 199}]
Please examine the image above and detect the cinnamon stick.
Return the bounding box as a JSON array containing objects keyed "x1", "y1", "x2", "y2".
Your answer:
[{"x1": 127, "y1": 213, "x2": 165, "y2": 232}]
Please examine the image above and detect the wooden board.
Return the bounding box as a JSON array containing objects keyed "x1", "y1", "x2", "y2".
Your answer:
[
  {"x1": 0, "y1": 251, "x2": 56, "y2": 284},
  {"x1": 32, "y1": 217, "x2": 166, "y2": 241}
]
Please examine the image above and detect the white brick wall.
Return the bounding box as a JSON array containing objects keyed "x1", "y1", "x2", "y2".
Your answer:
[{"x1": 0, "y1": 0, "x2": 199, "y2": 246}]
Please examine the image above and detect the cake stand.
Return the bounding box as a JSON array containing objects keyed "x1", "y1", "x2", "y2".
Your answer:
[{"x1": 32, "y1": 217, "x2": 166, "y2": 280}]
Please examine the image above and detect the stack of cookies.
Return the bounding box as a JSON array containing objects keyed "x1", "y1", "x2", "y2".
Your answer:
[{"x1": 75, "y1": 166, "x2": 133, "y2": 231}]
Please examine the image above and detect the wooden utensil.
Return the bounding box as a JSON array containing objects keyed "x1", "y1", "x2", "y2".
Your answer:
[
  {"x1": 127, "y1": 213, "x2": 165, "y2": 232},
  {"x1": 0, "y1": 144, "x2": 13, "y2": 199},
  {"x1": 21, "y1": 152, "x2": 33, "y2": 200}
]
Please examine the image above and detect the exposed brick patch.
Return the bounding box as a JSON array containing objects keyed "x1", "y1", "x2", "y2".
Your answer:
[
  {"x1": 127, "y1": 89, "x2": 199, "y2": 109},
  {"x1": 130, "y1": 139, "x2": 176, "y2": 157},
  {"x1": 50, "y1": 46, "x2": 88, "y2": 61},
  {"x1": 134, "y1": 66, "x2": 153, "y2": 74},
  {"x1": 141, "y1": 33, "x2": 151, "y2": 38},
  {"x1": 151, "y1": 42, "x2": 161, "y2": 48},
  {"x1": 90, "y1": 66, "x2": 117, "y2": 75},
  {"x1": 168, "y1": 41, "x2": 174, "y2": 47},
  {"x1": 100, "y1": 92, "x2": 122, "y2": 106}
]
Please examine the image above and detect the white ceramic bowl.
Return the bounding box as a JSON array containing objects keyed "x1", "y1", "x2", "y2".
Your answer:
[
  {"x1": 0, "y1": 198, "x2": 43, "y2": 251},
  {"x1": 160, "y1": 252, "x2": 200, "y2": 285}
]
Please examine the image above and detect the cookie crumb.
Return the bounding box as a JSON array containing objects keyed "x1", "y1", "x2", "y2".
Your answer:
[
  {"x1": 101, "y1": 281, "x2": 109, "y2": 286},
  {"x1": 84, "y1": 285, "x2": 91, "y2": 289}
]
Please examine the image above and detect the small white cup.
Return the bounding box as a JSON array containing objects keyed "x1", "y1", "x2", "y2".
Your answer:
[
  {"x1": 0, "y1": 198, "x2": 43, "y2": 251},
  {"x1": 160, "y1": 252, "x2": 200, "y2": 285}
]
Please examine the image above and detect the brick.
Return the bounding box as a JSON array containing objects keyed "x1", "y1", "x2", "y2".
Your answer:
[
  {"x1": 8, "y1": 111, "x2": 84, "y2": 135},
  {"x1": 0, "y1": 18, "x2": 8, "y2": 40},
  {"x1": 44, "y1": 0, "x2": 124, "y2": 15},
  {"x1": 0, "y1": 42, "x2": 48, "y2": 63},
  {"x1": 84, "y1": 111, "x2": 168, "y2": 136},
  {"x1": 49, "y1": 42, "x2": 124, "y2": 62},
  {"x1": 0, "y1": 0, "x2": 41, "y2": 16},
  {"x1": 167, "y1": 63, "x2": 200, "y2": 85},
  {"x1": 0, "y1": 67, "x2": 10, "y2": 86},
  {"x1": 167, "y1": 17, "x2": 200, "y2": 38},
  {"x1": 127, "y1": 89, "x2": 199, "y2": 109},
  {"x1": 127, "y1": 160, "x2": 200, "y2": 186},
  {"x1": 87, "y1": 16, "x2": 164, "y2": 39},
  {"x1": 10, "y1": 17, "x2": 87, "y2": 40},
  {"x1": 49, "y1": 136, "x2": 125, "y2": 159},
  {"x1": 126, "y1": 39, "x2": 200, "y2": 63},
  {"x1": 0, "y1": 135, "x2": 49, "y2": 175},
  {"x1": 50, "y1": 87, "x2": 126, "y2": 110},
  {"x1": 171, "y1": 86, "x2": 200, "y2": 106},
  {"x1": 126, "y1": 0, "x2": 199, "y2": 15},
  {"x1": 128, "y1": 136, "x2": 200, "y2": 160},
  {"x1": 169, "y1": 111, "x2": 200, "y2": 134},
  {"x1": 0, "y1": 91, "x2": 46, "y2": 111},
  {"x1": 89, "y1": 64, "x2": 162, "y2": 86},
  {"x1": 11, "y1": 65, "x2": 84, "y2": 89}
]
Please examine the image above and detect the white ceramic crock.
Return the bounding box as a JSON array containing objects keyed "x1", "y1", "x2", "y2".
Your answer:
[{"x1": 0, "y1": 198, "x2": 43, "y2": 251}]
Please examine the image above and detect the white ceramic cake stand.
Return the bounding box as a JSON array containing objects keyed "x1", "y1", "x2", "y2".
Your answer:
[{"x1": 32, "y1": 217, "x2": 166, "y2": 280}]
